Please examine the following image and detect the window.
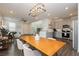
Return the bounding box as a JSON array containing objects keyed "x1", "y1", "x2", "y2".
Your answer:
[{"x1": 9, "y1": 22, "x2": 16, "y2": 31}]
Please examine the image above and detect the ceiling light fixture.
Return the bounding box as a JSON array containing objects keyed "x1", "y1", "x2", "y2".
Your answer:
[
  {"x1": 65, "y1": 7, "x2": 69, "y2": 10},
  {"x1": 29, "y1": 3, "x2": 46, "y2": 17},
  {"x1": 69, "y1": 13, "x2": 73, "y2": 16}
]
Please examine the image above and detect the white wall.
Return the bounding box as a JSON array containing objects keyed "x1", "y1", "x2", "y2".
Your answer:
[
  {"x1": 0, "y1": 16, "x2": 32, "y2": 35},
  {"x1": 21, "y1": 22, "x2": 32, "y2": 34},
  {"x1": 31, "y1": 19, "x2": 49, "y2": 34},
  {"x1": 3, "y1": 17, "x2": 22, "y2": 33},
  {"x1": 78, "y1": 13, "x2": 79, "y2": 52},
  {"x1": 71, "y1": 16, "x2": 78, "y2": 51},
  {"x1": 78, "y1": 4, "x2": 79, "y2": 52}
]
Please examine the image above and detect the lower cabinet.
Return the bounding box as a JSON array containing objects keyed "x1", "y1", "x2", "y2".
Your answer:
[{"x1": 55, "y1": 32, "x2": 62, "y2": 38}]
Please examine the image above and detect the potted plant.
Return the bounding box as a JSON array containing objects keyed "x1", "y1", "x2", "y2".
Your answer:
[{"x1": 0, "y1": 27, "x2": 9, "y2": 37}]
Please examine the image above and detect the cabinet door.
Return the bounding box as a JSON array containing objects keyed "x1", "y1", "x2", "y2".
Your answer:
[{"x1": 55, "y1": 32, "x2": 62, "y2": 38}]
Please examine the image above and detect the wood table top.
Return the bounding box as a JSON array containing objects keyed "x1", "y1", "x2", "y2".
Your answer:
[{"x1": 21, "y1": 36, "x2": 65, "y2": 56}]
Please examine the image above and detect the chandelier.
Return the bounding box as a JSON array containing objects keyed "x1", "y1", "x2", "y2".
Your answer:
[{"x1": 29, "y1": 3, "x2": 46, "y2": 17}]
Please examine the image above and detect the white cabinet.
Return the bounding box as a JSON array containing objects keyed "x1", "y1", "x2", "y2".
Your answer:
[
  {"x1": 55, "y1": 31, "x2": 62, "y2": 38},
  {"x1": 39, "y1": 31, "x2": 53, "y2": 38},
  {"x1": 39, "y1": 31, "x2": 47, "y2": 38}
]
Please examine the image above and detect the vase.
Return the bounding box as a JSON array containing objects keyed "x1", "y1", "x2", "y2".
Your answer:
[{"x1": 35, "y1": 34, "x2": 40, "y2": 41}]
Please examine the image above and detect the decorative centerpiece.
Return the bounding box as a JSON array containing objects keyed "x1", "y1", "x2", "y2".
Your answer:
[
  {"x1": 35, "y1": 34, "x2": 40, "y2": 41},
  {"x1": 35, "y1": 28, "x2": 41, "y2": 43}
]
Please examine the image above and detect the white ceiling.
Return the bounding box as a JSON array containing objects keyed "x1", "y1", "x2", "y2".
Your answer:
[{"x1": 0, "y1": 3, "x2": 78, "y2": 23}]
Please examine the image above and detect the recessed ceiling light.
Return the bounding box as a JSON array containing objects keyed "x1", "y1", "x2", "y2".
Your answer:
[
  {"x1": 65, "y1": 7, "x2": 69, "y2": 10},
  {"x1": 69, "y1": 13, "x2": 73, "y2": 16},
  {"x1": 10, "y1": 10, "x2": 13, "y2": 14}
]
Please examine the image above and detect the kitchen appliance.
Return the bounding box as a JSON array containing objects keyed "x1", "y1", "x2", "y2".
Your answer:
[{"x1": 62, "y1": 25, "x2": 71, "y2": 39}]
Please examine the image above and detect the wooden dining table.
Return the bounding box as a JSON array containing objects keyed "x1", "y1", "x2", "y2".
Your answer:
[{"x1": 21, "y1": 35, "x2": 66, "y2": 56}]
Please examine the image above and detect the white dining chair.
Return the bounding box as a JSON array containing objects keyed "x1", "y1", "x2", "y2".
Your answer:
[
  {"x1": 16, "y1": 39, "x2": 23, "y2": 50},
  {"x1": 23, "y1": 44, "x2": 35, "y2": 56},
  {"x1": 23, "y1": 44, "x2": 41, "y2": 56},
  {"x1": 33, "y1": 50, "x2": 42, "y2": 56},
  {"x1": 16, "y1": 39, "x2": 29, "y2": 50}
]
